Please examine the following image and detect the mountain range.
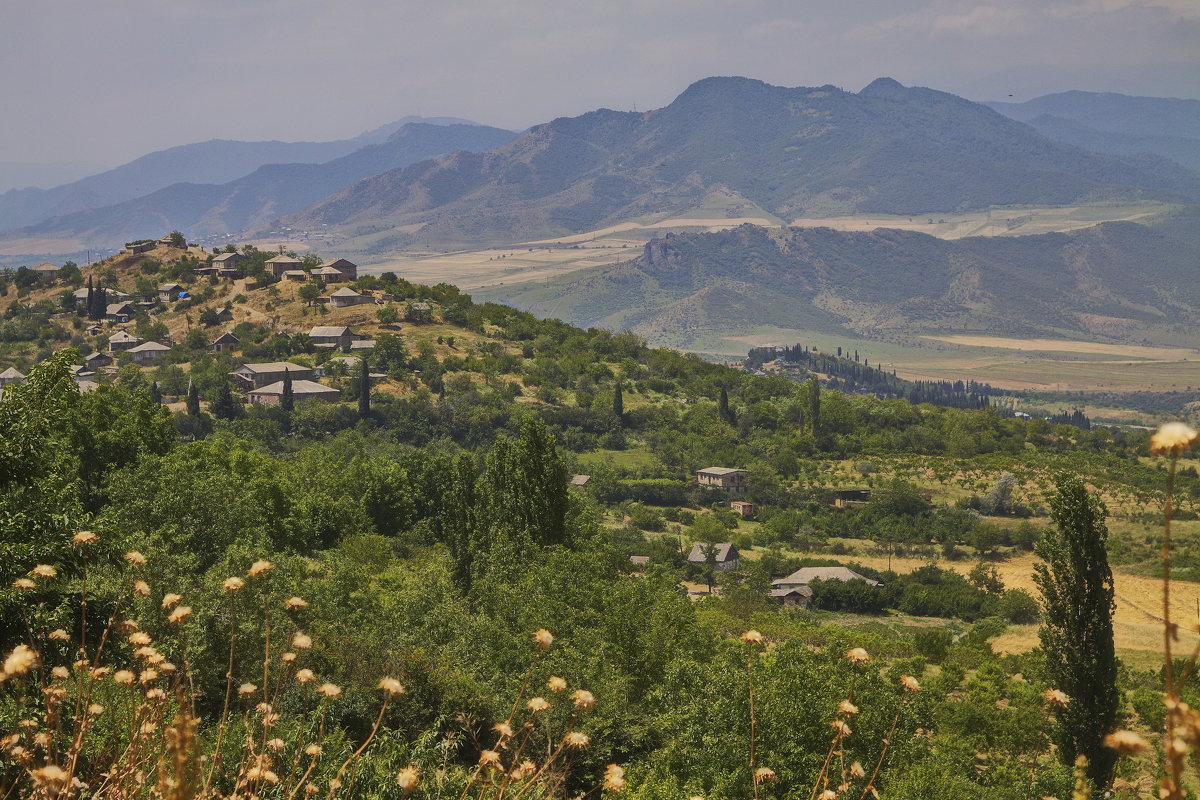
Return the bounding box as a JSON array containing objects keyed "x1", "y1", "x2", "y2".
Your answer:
[
  {"x1": 275, "y1": 77, "x2": 1200, "y2": 252},
  {"x1": 480, "y1": 209, "x2": 1200, "y2": 351},
  {"x1": 12, "y1": 123, "x2": 516, "y2": 246},
  {"x1": 987, "y1": 91, "x2": 1200, "y2": 171},
  {"x1": 0, "y1": 115, "x2": 491, "y2": 234}
]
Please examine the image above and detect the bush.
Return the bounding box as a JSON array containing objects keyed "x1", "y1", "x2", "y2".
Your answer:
[
  {"x1": 998, "y1": 588, "x2": 1040, "y2": 624},
  {"x1": 913, "y1": 628, "x2": 954, "y2": 663},
  {"x1": 626, "y1": 504, "x2": 666, "y2": 532}
]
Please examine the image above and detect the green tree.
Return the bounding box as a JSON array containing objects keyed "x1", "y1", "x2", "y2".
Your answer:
[
  {"x1": 299, "y1": 280, "x2": 322, "y2": 306},
  {"x1": 612, "y1": 380, "x2": 624, "y2": 424},
  {"x1": 281, "y1": 368, "x2": 294, "y2": 413},
  {"x1": 185, "y1": 379, "x2": 200, "y2": 416},
  {"x1": 1034, "y1": 473, "x2": 1118, "y2": 789},
  {"x1": 376, "y1": 304, "x2": 398, "y2": 325},
  {"x1": 807, "y1": 374, "x2": 820, "y2": 435},
  {"x1": 208, "y1": 379, "x2": 241, "y2": 420},
  {"x1": 357, "y1": 356, "x2": 371, "y2": 420},
  {"x1": 718, "y1": 385, "x2": 735, "y2": 426}
]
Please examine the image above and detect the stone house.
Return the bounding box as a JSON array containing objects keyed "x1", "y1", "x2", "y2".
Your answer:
[
  {"x1": 696, "y1": 467, "x2": 748, "y2": 493},
  {"x1": 308, "y1": 325, "x2": 357, "y2": 349},
  {"x1": 247, "y1": 379, "x2": 340, "y2": 405},
  {"x1": 211, "y1": 332, "x2": 240, "y2": 354},
  {"x1": 229, "y1": 362, "x2": 314, "y2": 390},
  {"x1": 127, "y1": 341, "x2": 171, "y2": 365}
]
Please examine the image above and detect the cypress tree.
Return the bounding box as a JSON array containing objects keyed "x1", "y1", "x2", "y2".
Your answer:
[
  {"x1": 148, "y1": 381, "x2": 161, "y2": 405},
  {"x1": 85, "y1": 277, "x2": 94, "y2": 319},
  {"x1": 718, "y1": 385, "x2": 735, "y2": 426},
  {"x1": 808, "y1": 375, "x2": 821, "y2": 435},
  {"x1": 209, "y1": 379, "x2": 239, "y2": 420},
  {"x1": 444, "y1": 453, "x2": 478, "y2": 594},
  {"x1": 185, "y1": 379, "x2": 200, "y2": 416},
  {"x1": 612, "y1": 380, "x2": 624, "y2": 423},
  {"x1": 1034, "y1": 473, "x2": 1118, "y2": 789},
  {"x1": 280, "y1": 368, "x2": 294, "y2": 413},
  {"x1": 357, "y1": 356, "x2": 371, "y2": 420}
]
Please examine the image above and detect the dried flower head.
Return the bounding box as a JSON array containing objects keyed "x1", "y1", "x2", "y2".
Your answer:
[
  {"x1": 839, "y1": 700, "x2": 859, "y2": 715},
  {"x1": 850, "y1": 761, "x2": 865, "y2": 778},
  {"x1": 31, "y1": 565, "x2": 57, "y2": 580},
  {"x1": 113, "y1": 670, "x2": 135, "y2": 686},
  {"x1": 493, "y1": 722, "x2": 514, "y2": 739},
  {"x1": 533, "y1": 628, "x2": 554, "y2": 650},
  {"x1": 129, "y1": 631, "x2": 152, "y2": 646},
  {"x1": 296, "y1": 669, "x2": 316, "y2": 684},
  {"x1": 573, "y1": 689, "x2": 596, "y2": 710},
  {"x1": 845, "y1": 647, "x2": 870, "y2": 664},
  {"x1": 741, "y1": 630, "x2": 763, "y2": 644},
  {"x1": 167, "y1": 606, "x2": 192, "y2": 625},
  {"x1": 117, "y1": 620, "x2": 139, "y2": 633},
  {"x1": 397, "y1": 766, "x2": 420, "y2": 793},
  {"x1": 145, "y1": 688, "x2": 167, "y2": 701},
  {"x1": 1043, "y1": 688, "x2": 1070, "y2": 708},
  {"x1": 566, "y1": 731, "x2": 590, "y2": 748},
  {"x1": 248, "y1": 559, "x2": 274, "y2": 578},
  {"x1": 48, "y1": 629, "x2": 70, "y2": 642},
  {"x1": 479, "y1": 750, "x2": 501, "y2": 768},
  {"x1": 223, "y1": 577, "x2": 245, "y2": 592},
  {"x1": 900, "y1": 674, "x2": 921, "y2": 693},
  {"x1": 511, "y1": 760, "x2": 537, "y2": 780},
  {"x1": 753, "y1": 767, "x2": 777, "y2": 784},
  {"x1": 378, "y1": 677, "x2": 405, "y2": 696},
  {"x1": 31, "y1": 765, "x2": 69, "y2": 790},
  {"x1": 285, "y1": 596, "x2": 308, "y2": 610},
  {"x1": 51, "y1": 666, "x2": 70, "y2": 680},
  {"x1": 161, "y1": 593, "x2": 182, "y2": 609},
  {"x1": 604, "y1": 764, "x2": 626, "y2": 792},
  {"x1": 281, "y1": 652, "x2": 297, "y2": 663},
  {"x1": 548, "y1": 675, "x2": 567, "y2": 692},
  {"x1": 527, "y1": 697, "x2": 550, "y2": 713},
  {"x1": 831, "y1": 719, "x2": 852, "y2": 738},
  {"x1": 1103, "y1": 730, "x2": 1149, "y2": 756},
  {"x1": 238, "y1": 683, "x2": 258, "y2": 696},
  {"x1": 13, "y1": 578, "x2": 36, "y2": 591},
  {"x1": 124, "y1": 551, "x2": 147, "y2": 567},
  {"x1": 292, "y1": 633, "x2": 312, "y2": 650},
  {"x1": 88, "y1": 703, "x2": 104, "y2": 715},
  {"x1": 2, "y1": 644, "x2": 38, "y2": 678},
  {"x1": 1150, "y1": 423, "x2": 1198, "y2": 456},
  {"x1": 72, "y1": 530, "x2": 98, "y2": 546},
  {"x1": 133, "y1": 580, "x2": 151, "y2": 597},
  {"x1": 267, "y1": 738, "x2": 285, "y2": 752},
  {"x1": 819, "y1": 791, "x2": 837, "y2": 800},
  {"x1": 139, "y1": 669, "x2": 158, "y2": 684},
  {"x1": 317, "y1": 683, "x2": 341, "y2": 698},
  {"x1": 305, "y1": 744, "x2": 322, "y2": 756}
]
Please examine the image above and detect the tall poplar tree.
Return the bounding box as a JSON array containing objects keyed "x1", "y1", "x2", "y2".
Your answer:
[
  {"x1": 612, "y1": 380, "x2": 624, "y2": 424},
  {"x1": 85, "y1": 277, "x2": 94, "y2": 319},
  {"x1": 1034, "y1": 473, "x2": 1118, "y2": 789},
  {"x1": 357, "y1": 356, "x2": 371, "y2": 420}
]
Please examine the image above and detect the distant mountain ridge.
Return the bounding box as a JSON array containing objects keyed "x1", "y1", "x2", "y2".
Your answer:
[
  {"x1": 277, "y1": 76, "x2": 1200, "y2": 251},
  {"x1": 481, "y1": 211, "x2": 1200, "y2": 351},
  {"x1": 0, "y1": 115, "x2": 490, "y2": 233},
  {"x1": 4, "y1": 123, "x2": 517, "y2": 249},
  {"x1": 987, "y1": 91, "x2": 1200, "y2": 171}
]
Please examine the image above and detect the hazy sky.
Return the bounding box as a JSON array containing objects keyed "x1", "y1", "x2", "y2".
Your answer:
[{"x1": 3, "y1": 0, "x2": 1197, "y2": 167}]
